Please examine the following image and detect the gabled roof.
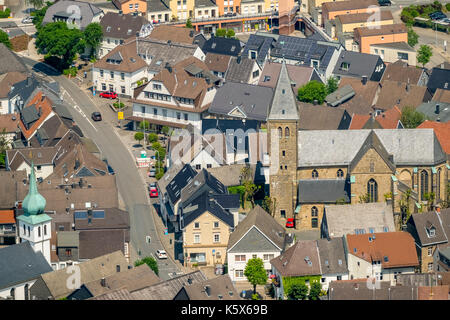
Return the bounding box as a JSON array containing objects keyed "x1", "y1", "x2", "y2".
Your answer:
[
  {"x1": 0, "y1": 43, "x2": 28, "y2": 74},
  {"x1": 18, "y1": 91, "x2": 54, "y2": 140},
  {"x1": 432, "y1": 88, "x2": 450, "y2": 103},
  {"x1": 333, "y1": 51, "x2": 383, "y2": 79},
  {"x1": 204, "y1": 53, "x2": 231, "y2": 73},
  {"x1": 225, "y1": 56, "x2": 257, "y2": 84},
  {"x1": 242, "y1": 34, "x2": 275, "y2": 67},
  {"x1": 148, "y1": 25, "x2": 203, "y2": 45},
  {"x1": 259, "y1": 62, "x2": 316, "y2": 94},
  {"x1": 100, "y1": 12, "x2": 149, "y2": 39},
  {"x1": 267, "y1": 62, "x2": 299, "y2": 121},
  {"x1": 329, "y1": 280, "x2": 418, "y2": 300},
  {"x1": 57, "y1": 231, "x2": 80, "y2": 247},
  {"x1": 177, "y1": 274, "x2": 240, "y2": 300},
  {"x1": 409, "y1": 209, "x2": 449, "y2": 246},
  {"x1": 270, "y1": 240, "x2": 321, "y2": 277},
  {"x1": 334, "y1": 76, "x2": 379, "y2": 115},
  {"x1": 371, "y1": 42, "x2": 415, "y2": 52},
  {"x1": 325, "y1": 84, "x2": 355, "y2": 107},
  {"x1": 417, "y1": 121, "x2": 450, "y2": 154},
  {"x1": 202, "y1": 36, "x2": 242, "y2": 57},
  {"x1": 317, "y1": 237, "x2": 348, "y2": 275},
  {"x1": 336, "y1": 10, "x2": 393, "y2": 24},
  {"x1": 94, "y1": 40, "x2": 147, "y2": 73},
  {"x1": 427, "y1": 67, "x2": 450, "y2": 94},
  {"x1": 346, "y1": 232, "x2": 419, "y2": 268},
  {"x1": 180, "y1": 169, "x2": 227, "y2": 205},
  {"x1": 0, "y1": 210, "x2": 15, "y2": 224},
  {"x1": 227, "y1": 205, "x2": 286, "y2": 252},
  {"x1": 322, "y1": 0, "x2": 378, "y2": 12},
  {"x1": 354, "y1": 23, "x2": 407, "y2": 38},
  {"x1": 0, "y1": 113, "x2": 19, "y2": 133},
  {"x1": 416, "y1": 101, "x2": 450, "y2": 123},
  {"x1": 166, "y1": 164, "x2": 198, "y2": 204},
  {"x1": 43, "y1": 0, "x2": 103, "y2": 30},
  {"x1": 298, "y1": 179, "x2": 350, "y2": 203},
  {"x1": 381, "y1": 60, "x2": 424, "y2": 85},
  {"x1": 349, "y1": 106, "x2": 402, "y2": 130},
  {"x1": 0, "y1": 72, "x2": 27, "y2": 98},
  {"x1": 324, "y1": 202, "x2": 395, "y2": 238},
  {"x1": 0, "y1": 242, "x2": 52, "y2": 290},
  {"x1": 7, "y1": 146, "x2": 59, "y2": 170},
  {"x1": 376, "y1": 80, "x2": 431, "y2": 111}
]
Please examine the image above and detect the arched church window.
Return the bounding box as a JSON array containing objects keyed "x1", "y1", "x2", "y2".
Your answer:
[{"x1": 367, "y1": 179, "x2": 378, "y2": 202}]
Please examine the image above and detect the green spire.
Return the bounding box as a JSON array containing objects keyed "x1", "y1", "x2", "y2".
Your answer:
[{"x1": 22, "y1": 161, "x2": 46, "y2": 216}]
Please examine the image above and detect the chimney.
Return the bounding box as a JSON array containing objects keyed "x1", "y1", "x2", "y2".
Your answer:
[
  {"x1": 100, "y1": 278, "x2": 106, "y2": 287},
  {"x1": 435, "y1": 104, "x2": 440, "y2": 114},
  {"x1": 313, "y1": 99, "x2": 318, "y2": 105},
  {"x1": 189, "y1": 30, "x2": 194, "y2": 38},
  {"x1": 362, "y1": 75, "x2": 368, "y2": 85},
  {"x1": 204, "y1": 285, "x2": 211, "y2": 296},
  {"x1": 119, "y1": 10, "x2": 123, "y2": 15},
  {"x1": 41, "y1": 94, "x2": 46, "y2": 102},
  {"x1": 406, "y1": 84, "x2": 410, "y2": 92},
  {"x1": 165, "y1": 62, "x2": 172, "y2": 73}
]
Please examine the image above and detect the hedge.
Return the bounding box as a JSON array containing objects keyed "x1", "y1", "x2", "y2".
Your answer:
[{"x1": 282, "y1": 275, "x2": 322, "y2": 296}]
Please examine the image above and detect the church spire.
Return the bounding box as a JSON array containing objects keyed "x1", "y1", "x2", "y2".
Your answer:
[
  {"x1": 268, "y1": 61, "x2": 299, "y2": 121},
  {"x1": 22, "y1": 161, "x2": 46, "y2": 216}
]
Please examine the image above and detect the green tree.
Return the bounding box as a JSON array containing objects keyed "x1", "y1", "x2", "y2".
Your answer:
[
  {"x1": 162, "y1": 126, "x2": 170, "y2": 136},
  {"x1": 400, "y1": 106, "x2": 426, "y2": 128},
  {"x1": 134, "y1": 132, "x2": 144, "y2": 145},
  {"x1": 147, "y1": 133, "x2": 158, "y2": 143},
  {"x1": 139, "y1": 120, "x2": 150, "y2": 131},
  {"x1": 261, "y1": 196, "x2": 275, "y2": 216},
  {"x1": 152, "y1": 142, "x2": 161, "y2": 150},
  {"x1": 326, "y1": 76, "x2": 338, "y2": 95},
  {"x1": 226, "y1": 29, "x2": 235, "y2": 38},
  {"x1": 134, "y1": 256, "x2": 159, "y2": 275},
  {"x1": 244, "y1": 258, "x2": 267, "y2": 294},
  {"x1": 26, "y1": 0, "x2": 44, "y2": 9},
  {"x1": 287, "y1": 283, "x2": 308, "y2": 300},
  {"x1": 308, "y1": 282, "x2": 322, "y2": 300},
  {"x1": 31, "y1": 2, "x2": 50, "y2": 30},
  {"x1": 417, "y1": 44, "x2": 432, "y2": 68},
  {"x1": 0, "y1": 8, "x2": 10, "y2": 18},
  {"x1": 446, "y1": 3, "x2": 450, "y2": 11},
  {"x1": 297, "y1": 80, "x2": 327, "y2": 104},
  {"x1": 185, "y1": 18, "x2": 193, "y2": 29},
  {"x1": 0, "y1": 30, "x2": 12, "y2": 49},
  {"x1": 35, "y1": 22, "x2": 85, "y2": 68},
  {"x1": 155, "y1": 168, "x2": 165, "y2": 180},
  {"x1": 83, "y1": 22, "x2": 103, "y2": 58},
  {"x1": 0, "y1": 128, "x2": 10, "y2": 167},
  {"x1": 243, "y1": 180, "x2": 258, "y2": 209},
  {"x1": 215, "y1": 28, "x2": 227, "y2": 37},
  {"x1": 407, "y1": 28, "x2": 419, "y2": 47}
]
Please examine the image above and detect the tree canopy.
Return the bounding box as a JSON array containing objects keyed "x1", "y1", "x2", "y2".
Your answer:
[
  {"x1": 244, "y1": 258, "x2": 268, "y2": 294},
  {"x1": 400, "y1": 106, "x2": 427, "y2": 128},
  {"x1": 298, "y1": 80, "x2": 327, "y2": 104},
  {"x1": 215, "y1": 28, "x2": 227, "y2": 37},
  {"x1": 417, "y1": 45, "x2": 432, "y2": 68},
  {"x1": 26, "y1": 0, "x2": 44, "y2": 9},
  {"x1": 326, "y1": 77, "x2": 338, "y2": 95},
  {"x1": 134, "y1": 132, "x2": 144, "y2": 144},
  {"x1": 83, "y1": 23, "x2": 103, "y2": 57},
  {"x1": 0, "y1": 30, "x2": 12, "y2": 49},
  {"x1": 185, "y1": 18, "x2": 193, "y2": 29},
  {"x1": 134, "y1": 256, "x2": 159, "y2": 275},
  {"x1": 308, "y1": 282, "x2": 322, "y2": 300},
  {"x1": 407, "y1": 28, "x2": 419, "y2": 47},
  {"x1": 287, "y1": 283, "x2": 308, "y2": 300}
]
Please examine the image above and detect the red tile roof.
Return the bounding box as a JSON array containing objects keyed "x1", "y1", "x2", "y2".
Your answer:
[
  {"x1": 0, "y1": 210, "x2": 15, "y2": 224},
  {"x1": 19, "y1": 91, "x2": 53, "y2": 140},
  {"x1": 347, "y1": 232, "x2": 419, "y2": 268},
  {"x1": 418, "y1": 286, "x2": 449, "y2": 300},
  {"x1": 417, "y1": 120, "x2": 450, "y2": 154},
  {"x1": 350, "y1": 106, "x2": 402, "y2": 129}
]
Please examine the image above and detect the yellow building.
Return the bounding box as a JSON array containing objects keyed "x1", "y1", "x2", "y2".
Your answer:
[{"x1": 335, "y1": 11, "x2": 393, "y2": 34}]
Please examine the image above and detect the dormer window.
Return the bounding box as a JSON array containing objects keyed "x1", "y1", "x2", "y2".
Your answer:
[
  {"x1": 427, "y1": 226, "x2": 436, "y2": 238},
  {"x1": 106, "y1": 26, "x2": 111, "y2": 32},
  {"x1": 340, "y1": 62, "x2": 350, "y2": 71}
]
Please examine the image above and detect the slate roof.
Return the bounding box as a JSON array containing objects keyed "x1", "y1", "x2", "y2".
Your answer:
[
  {"x1": 270, "y1": 240, "x2": 322, "y2": 277},
  {"x1": 416, "y1": 101, "x2": 450, "y2": 123},
  {"x1": 0, "y1": 43, "x2": 28, "y2": 74},
  {"x1": 182, "y1": 192, "x2": 234, "y2": 228},
  {"x1": 409, "y1": 210, "x2": 449, "y2": 247},
  {"x1": 333, "y1": 51, "x2": 383, "y2": 79},
  {"x1": 176, "y1": 274, "x2": 240, "y2": 300},
  {"x1": 201, "y1": 119, "x2": 259, "y2": 135},
  {"x1": 211, "y1": 194, "x2": 240, "y2": 210},
  {"x1": 317, "y1": 237, "x2": 348, "y2": 275},
  {"x1": 225, "y1": 56, "x2": 257, "y2": 83},
  {"x1": 0, "y1": 21, "x2": 26, "y2": 38},
  {"x1": 43, "y1": 0, "x2": 103, "y2": 30},
  {"x1": 100, "y1": 12, "x2": 149, "y2": 39},
  {"x1": 166, "y1": 164, "x2": 198, "y2": 204},
  {"x1": 267, "y1": 62, "x2": 299, "y2": 121},
  {"x1": 323, "y1": 202, "x2": 395, "y2": 238},
  {"x1": 201, "y1": 36, "x2": 242, "y2": 57},
  {"x1": 0, "y1": 242, "x2": 52, "y2": 290},
  {"x1": 298, "y1": 179, "x2": 350, "y2": 203},
  {"x1": 347, "y1": 232, "x2": 419, "y2": 268},
  {"x1": 179, "y1": 168, "x2": 227, "y2": 205},
  {"x1": 242, "y1": 34, "x2": 275, "y2": 67},
  {"x1": 258, "y1": 62, "x2": 316, "y2": 94},
  {"x1": 427, "y1": 67, "x2": 450, "y2": 94},
  {"x1": 297, "y1": 129, "x2": 447, "y2": 167},
  {"x1": 228, "y1": 205, "x2": 286, "y2": 253},
  {"x1": 209, "y1": 82, "x2": 273, "y2": 121}
]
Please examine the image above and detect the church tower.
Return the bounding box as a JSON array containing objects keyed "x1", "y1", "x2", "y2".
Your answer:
[
  {"x1": 17, "y1": 162, "x2": 52, "y2": 265},
  {"x1": 267, "y1": 62, "x2": 299, "y2": 223}
]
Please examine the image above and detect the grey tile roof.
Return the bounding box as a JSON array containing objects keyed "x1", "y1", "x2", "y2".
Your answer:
[
  {"x1": 57, "y1": 231, "x2": 80, "y2": 247},
  {"x1": 43, "y1": 0, "x2": 103, "y2": 30},
  {"x1": 0, "y1": 21, "x2": 26, "y2": 38},
  {"x1": 409, "y1": 210, "x2": 449, "y2": 246},
  {"x1": 416, "y1": 101, "x2": 450, "y2": 123},
  {"x1": 0, "y1": 43, "x2": 28, "y2": 74},
  {"x1": 202, "y1": 36, "x2": 242, "y2": 57},
  {"x1": 180, "y1": 169, "x2": 226, "y2": 205},
  {"x1": 100, "y1": 12, "x2": 149, "y2": 40},
  {"x1": 267, "y1": 62, "x2": 299, "y2": 121},
  {"x1": 427, "y1": 67, "x2": 450, "y2": 94},
  {"x1": 325, "y1": 84, "x2": 355, "y2": 107},
  {"x1": 323, "y1": 202, "x2": 395, "y2": 238},
  {"x1": 212, "y1": 194, "x2": 240, "y2": 209},
  {"x1": 147, "y1": 0, "x2": 171, "y2": 12},
  {"x1": 371, "y1": 41, "x2": 415, "y2": 51},
  {"x1": 176, "y1": 275, "x2": 240, "y2": 300},
  {"x1": 317, "y1": 237, "x2": 348, "y2": 275},
  {"x1": 225, "y1": 56, "x2": 257, "y2": 83},
  {"x1": 228, "y1": 205, "x2": 286, "y2": 253},
  {"x1": 297, "y1": 129, "x2": 447, "y2": 167},
  {"x1": 209, "y1": 82, "x2": 273, "y2": 121},
  {"x1": 242, "y1": 34, "x2": 275, "y2": 67},
  {"x1": 333, "y1": 51, "x2": 383, "y2": 79},
  {"x1": 0, "y1": 242, "x2": 52, "y2": 290},
  {"x1": 165, "y1": 164, "x2": 198, "y2": 205},
  {"x1": 298, "y1": 179, "x2": 350, "y2": 203}
]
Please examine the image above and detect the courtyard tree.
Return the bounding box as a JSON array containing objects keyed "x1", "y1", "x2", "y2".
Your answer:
[
  {"x1": 139, "y1": 120, "x2": 150, "y2": 131},
  {"x1": 147, "y1": 133, "x2": 158, "y2": 143},
  {"x1": 134, "y1": 256, "x2": 159, "y2": 275},
  {"x1": 287, "y1": 283, "x2": 308, "y2": 300},
  {"x1": 83, "y1": 22, "x2": 103, "y2": 58},
  {"x1": 134, "y1": 132, "x2": 144, "y2": 145},
  {"x1": 326, "y1": 76, "x2": 338, "y2": 95},
  {"x1": 215, "y1": 28, "x2": 227, "y2": 37},
  {"x1": 244, "y1": 258, "x2": 268, "y2": 294},
  {"x1": 400, "y1": 106, "x2": 426, "y2": 128},
  {"x1": 417, "y1": 44, "x2": 432, "y2": 68},
  {"x1": 308, "y1": 281, "x2": 322, "y2": 300},
  {"x1": 297, "y1": 80, "x2": 327, "y2": 104},
  {"x1": 226, "y1": 29, "x2": 235, "y2": 38},
  {"x1": 186, "y1": 18, "x2": 193, "y2": 29},
  {"x1": 407, "y1": 27, "x2": 419, "y2": 47}
]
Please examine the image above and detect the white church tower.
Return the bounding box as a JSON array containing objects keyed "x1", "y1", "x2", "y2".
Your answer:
[{"x1": 17, "y1": 161, "x2": 52, "y2": 265}]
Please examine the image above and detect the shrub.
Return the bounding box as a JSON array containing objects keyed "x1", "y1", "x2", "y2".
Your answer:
[
  {"x1": 147, "y1": 133, "x2": 158, "y2": 143},
  {"x1": 446, "y1": 3, "x2": 450, "y2": 11},
  {"x1": 113, "y1": 102, "x2": 124, "y2": 109},
  {"x1": 63, "y1": 67, "x2": 77, "y2": 77},
  {"x1": 0, "y1": 8, "x2": 11, "y2": 18}
]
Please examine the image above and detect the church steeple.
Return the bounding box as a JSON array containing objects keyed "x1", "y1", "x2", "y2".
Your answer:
[
  {"x1": 268, "y1": 61, "x2": 299, "y2": 121},
  {"x1": 22, "y1": 162, "x2": 46, "y2": 216}
]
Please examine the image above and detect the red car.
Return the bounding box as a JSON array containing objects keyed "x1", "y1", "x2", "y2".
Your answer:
[
  {"x1": 99, "y1": 91, "x2": 118, "y2": 99},
  {"x1": 148, "y1": 183, "x2": 158, "y2": 198},
  {"x1": 286, "y1": 218, "x2": 295, "y2": 228}
]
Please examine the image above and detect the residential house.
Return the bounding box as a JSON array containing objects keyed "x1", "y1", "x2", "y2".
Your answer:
[
  {"x1": 346, "y1": 231, "x2": 419, "y2": 285},
  {"x1": 258, "y1": 62, "x2": 323, "y2": 95},
  {"x1": 434, "y1": 247, "x2": 450, "y2": 272},
  {"x1": 204, "y1": 53, "x2": 231, "y2": 79},
  {"x1": 130, "y1": 56, "x2": 218, "y2": 131},
  {"x1": 180, "y1": 192, "x2": 235, "y2": 267},
  {"x1": 0, "y1": 72, "x2": 27, "y2": 114},
  {"x1": 332, "y1": 51, "x2": 386, "y2": 82},
  {"x1": 98, "y1": 12, "x2": 152, "y2": 58},
  {"x1": 370, "y1": 42, "x2": 417, "y2": 66},
  {"x1": 297, "y1": 103, "x2": 351, "y2": 130},
  {"x1": 0, "y1": 113, "x2": 19, "y2": 146},
  {"x1": 0, "y1": 21, "x2": 30, "y2": 52},
  {"x1": 29, "y1": 250, "x2": 129, "y2": 300},
  {"x1": 208, "y1": 82, "x2": 273, "y2": 121},
  {"x1": 317, "y1": 237, "x2": 349, "y2": 290},
  {"x1": 227, "y1": 205, "x2": 289, "y2": 282},
  {"x1": 42, "y1": 0, "x2": 104, "y2": 31},
  {"x1": 432, "y1": 89, "x2": 450, "y2": 104},
  {"x1": 147, "y1": 24, "x2": 207, "y2": 47},
  {"x1": 0, "y1": 43, "x2": 28, "y2": 76},
  {"x1": 215, "y1": 0, "x2": 241, "y2": 16},
  {"x1": 427, "y1": 67, "x2": 450, "y2": 95},
  {"x1": 329, "y1": 11, "x2": 393, "y2": 40},
  {"x1": 6, "y1": 147, "x2": 59, "y2": 180},
  {"x1": 320, "y1": 202, "x2": 395, "y2": 239},
  {"x1": 147, "y1": 0, "x2": 172, "y2": 23},
  {"x1": 112, "y1": 0, "x2": 147, "y2": 15},
  {"x1": 240, "y1": 0, "x2": 265, "y2": 16},
  {"x1": 0, "y1": 170, "x2": 27, "y2": 210},
  {"x1": 381, "y1": 60, "x2": 428, "y2": 86},
  {"x1": 0, "y1": 210, "x2": 16, "y2": 245},
  {"x1": 321, "y1": 0, "x2": 379, "y2": 27},
  {"x1": 194, "y1": 0, "x2": 219, "y2": 19},
  {"x1": 375, "y1": 80, "x2": 432, "y2": 111},
  {"x1": 173, "y1": 274, "x2": 240, "y2": 300},
  {"x1": 270, "y1": 240, "x2": 322, "y2": 300},
  {"x1": 354, "y1": 23, "x2": 408, "y2": 54},
  {"x1": 242, "y1": 34, "x2": 275, "y2": 69},
  {"x1": 0, "y1": 242, "x2": 52, "y2": 300},
  {"x1": 416, "y1": 102, "x2": 450, "y2": 123},
  {"x1": 349, "y1": 106, "x2": 403, "y2": 129},
  {"x1": 56, "y1": 231, "x2": 80, "y2": 263},
  {"x1": 201, "y1": 36, "x2": 243, "y2": 57},
  {"x1": 406, "y1": 209, "x2": 450, "y2": 273},
  {"x1": 225, "y1": 56, "x2": 262, "y2": 85}
]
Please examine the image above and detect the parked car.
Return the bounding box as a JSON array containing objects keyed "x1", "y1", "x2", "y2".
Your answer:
[
  {"x1": 99, "y1": 91, "x2": 118, "y2": 99},
  {"x1": 148, "y1": 168, "x2": 156, "y2": 177},
  {"x1": 240, "y1": 290, "x2": 262, "y2": 300},
  {"x1": 156, "y1": 249, "x2": 168, "y2": 259},
  {"x1": 429, "y1": 11, "x2": 446, "y2": 20},
  {"x1": 286, "y1": 218, "x2": 295, "y2": 228},
  {"x1": 91, "y1": 112, "x2": 102, "y2": 121},
  {"x1": 148, "y1": 183, "x2": 158, "y2": 197},
  {"x1": 378, "y1": 0, "x2": 391, "y2": 6},
  {"x1": 22, "y1": 16, "x2": 33, "y2": 24}
]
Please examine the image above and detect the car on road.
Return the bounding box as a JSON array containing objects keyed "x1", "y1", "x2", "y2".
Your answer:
[
  {"x1": 156, "y1": 249, "x2": 168, "y2": 259},
  {"x1": 91, "y1": 112, "x2": 102, "y2": 121},
  {"x1": 22, "y1": 17, "x2": 33, "y2": 24},
  {"x1": 286, "y1": 218, "x2": 295, "y2": 228},
  {"x1": 148, "y1": 183, "x2": 158, "y2": 197},
  {"x1": 99, "y1": 91, "x2": 118, "y2": 99},
  {"x1": 378, "y1": 0, "x2": 391, "y2": 6}
]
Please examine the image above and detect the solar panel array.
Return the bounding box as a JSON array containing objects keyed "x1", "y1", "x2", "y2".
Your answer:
[
  {"x1": 93, "y1": 210, "x2": 105, "y2": 219},
  {"x1": 74, "y1": 211, "x2": 87, "y2": 219}
]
